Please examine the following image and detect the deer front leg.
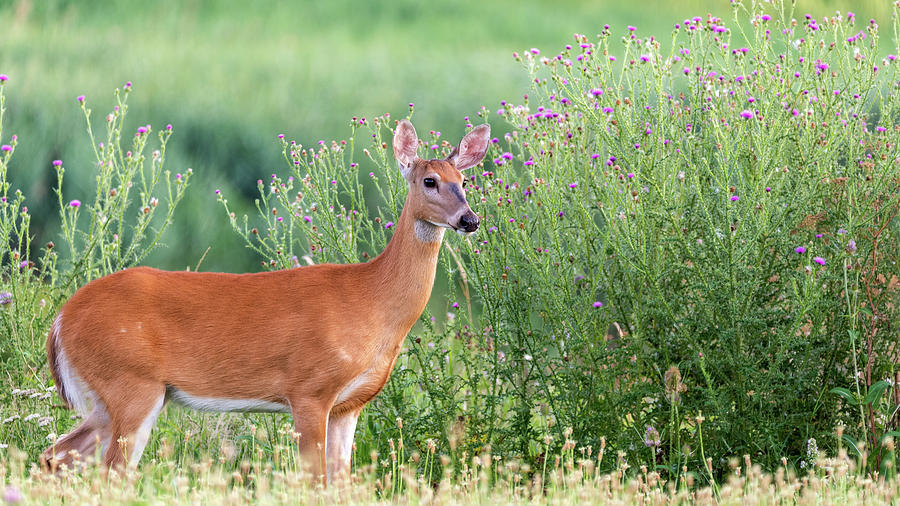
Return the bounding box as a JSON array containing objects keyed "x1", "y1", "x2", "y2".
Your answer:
[
  {"x1": 290, "y1": 400, "x2": 329, "y2": 485},
  {"x1": 326, "y1": 408, "x2": 360, "y2": 483}
]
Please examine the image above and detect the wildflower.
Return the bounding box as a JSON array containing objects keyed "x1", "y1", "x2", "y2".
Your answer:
[
  {"x1": 3, "y1": 485, "x2": 22, "y2": 504},
  {"x1": 0, "y1": 74, "x2": 8, "y2": 83},
  {"x1": 795, "y1": 246, "x2": 806, "y2": 254},
  {"x1": 0, "y1": 292, "x2": 11, "y2": 305},
  {"x1": 813, "y1": 256, "x2": 826, "y2": 266},
  {"x1": 643, "y1": 426, "x2": 661, "y2": 447},
  {"x1": 52, "y1": 160, "x2": 62, "y2": 166},
  {"x1": 740, "y1": 110, "x2": 754, "y2": 119},
  {"x1": 0, "y1": 145, "x2": 10, "y2": 152},
  {"x1": 136, "y1": 126, "x2": 148, "y2": 135},
  {"x1": 451, "y1": 302, "x2": 459, "y2": 309},
  {"x1": 77, "y1": 95, "x2": 85, "y2": 103},
  {"x1": 568, "y1": 182, "x2": 578, "y2": 189},
  {"x1": 69, "y1": 200, "x2": 81, "y2": 208},
  {"x1": 592, "y1": 301, "x2": 603, "y2": 308},
  {"x1": 730, "y1": 195, "x2": 739, "y2": 201},
  {"x1": 846, "y1": 240, "x2": 857, "y2": 253},
  {"x1": 664, "y1": 366, "x2": 686, "y2": 403},
  {"x1": 385, "y1": 221, "x2": 394, "y2": 229}
]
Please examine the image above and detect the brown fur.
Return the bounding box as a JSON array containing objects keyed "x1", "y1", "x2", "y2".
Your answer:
[{"x1": 41, "y1": 120, "x2": 490, "y2": 483}]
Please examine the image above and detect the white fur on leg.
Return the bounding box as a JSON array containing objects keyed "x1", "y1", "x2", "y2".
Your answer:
[
  {"x1": 326, "y1": 411, "x2": 360, "y2": 483},
  {"x1": 128, "y1": 393, "x2": 165, "y2": 467}
]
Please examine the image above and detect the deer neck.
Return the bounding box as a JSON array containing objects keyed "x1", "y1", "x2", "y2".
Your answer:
[{"x1": 368, "y1": 196, "x2": 444, "y2": 340}]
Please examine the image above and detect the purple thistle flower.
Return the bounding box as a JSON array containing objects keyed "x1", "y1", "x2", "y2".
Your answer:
[
  {"x1": 568, "y1": 182, "x2": 578, "y2": 189},
  {"x1": 740, "y1": 110, "x2": 754, "y2": 119},
  {"x1": 813, "y1": 256, "x2": 826, "y2": 266},
  {"x1": 2, "y1": 485, "x2": 22, "y2": 503},
  {"x1": 451, "y1": 302, "x2": 459, "y2": 309},
  {"x1": 52, "y1": 160, "x2": 62, "y2": 166},
  {"x1": 303, "y1": 216, "x2": 312, "y2": 223},
  {"x1": 730, "y1": 195, "x2": 739, "y2": 201},
  {"x1": 761, "y1": 14, "x2": 771, "y2": 21},
  {"x1": 846, "y1": 240, "x2": 857, "y2": 253},
  {"x1": 136, "y1": 126, "x2": 148, "y2": 135},
  {"x1": 385, "y1": 221, "x2": 394, "y2": 229},
  {"x1": 592, "y1": 301, "x2": 604, "y2": 308},
  {"x1": 795, "y1": 246, "x2": 806, "y2": 254},
  {"x1": 0, "y1": 145, "x2": 10, "y2": 152},
  {"x1": 0, "y1": 74, "x2": 9, "y2": 83},
  {"x1": 76, "y1": 95, "x2": 85, "y2": 103},
  {"x1": 0, "y1": 291, "x2": 12, "y2": 305},
  {"x1": 68, "y1": 199, "x2": 81, "y2": 208}
]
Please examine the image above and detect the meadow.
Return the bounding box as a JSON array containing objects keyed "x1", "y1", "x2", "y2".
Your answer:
[{"x1": 1, "y1": 0, "x2": 900, "y2": 503}]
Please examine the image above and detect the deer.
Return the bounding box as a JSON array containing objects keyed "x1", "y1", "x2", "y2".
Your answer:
[{"x1": 41, "y1": 119, "x2": 490, "y2": 484}]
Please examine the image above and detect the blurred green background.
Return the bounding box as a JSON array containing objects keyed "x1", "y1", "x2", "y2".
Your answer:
[{"x1": 0, "y1": 0, "x2": 888, "y2": 272}]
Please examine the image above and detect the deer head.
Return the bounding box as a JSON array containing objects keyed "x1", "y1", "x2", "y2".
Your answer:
[{"x1": 393, "y1": 119, "x2": 490, "y2": 238}]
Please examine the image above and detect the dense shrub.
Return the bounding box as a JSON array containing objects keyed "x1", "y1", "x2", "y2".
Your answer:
[{"x1": 228, "y1": 3, "x2": 900, "y2": 480}]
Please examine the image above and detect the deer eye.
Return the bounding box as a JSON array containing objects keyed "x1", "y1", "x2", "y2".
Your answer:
[
  {"x1": 462, "y1": 179, "x2": 468, "y2": 189},
  {"x1": 423, "y1": 177, "x2": 437, "y2": 188}
]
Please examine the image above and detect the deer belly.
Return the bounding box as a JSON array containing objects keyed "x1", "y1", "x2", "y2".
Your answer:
[{"x1": 166, "y1": 386, "x2": 291, "y2": 413}]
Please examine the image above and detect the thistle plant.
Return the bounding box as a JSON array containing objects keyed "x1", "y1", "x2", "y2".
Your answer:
[
  {"x1": 225, "y1": 1, "x2": 900, "y2": 482},
  {"x1": 0, "y1": 80, "x2": 191, "y2": 457}
]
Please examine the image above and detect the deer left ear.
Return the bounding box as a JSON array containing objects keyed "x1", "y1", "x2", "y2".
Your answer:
[
  {"x1": 447, "y1": 124, "x2": 491, "y2": 171},
  {"x1": 393, "y1": 119, "x2": 419, "y2": 180}
]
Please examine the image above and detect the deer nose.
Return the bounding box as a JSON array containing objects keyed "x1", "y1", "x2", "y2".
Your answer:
[{"x1": 459, "y1": 212, "x2": 480, "y2": 233}]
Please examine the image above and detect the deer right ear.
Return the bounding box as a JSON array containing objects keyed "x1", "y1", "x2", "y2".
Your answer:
[{"x1": 393, "y1": 119, "x2": 419, "y2": 180}]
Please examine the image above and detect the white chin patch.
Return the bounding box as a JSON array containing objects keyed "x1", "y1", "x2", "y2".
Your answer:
[{"x1": 415, "y1": 220, "x2": 446, "y2": 242}]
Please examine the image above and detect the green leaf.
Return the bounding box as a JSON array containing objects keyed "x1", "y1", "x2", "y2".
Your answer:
[
  {"x1": 864, "y1": 380, "x2": 893, "y2": 405},
  {"x1": 829, "y1": 387, "x2": 859, "y2": 405},
  {"x1": 880, "y1": 431, "x2": 900, "y2": 443},
  {"x1": 842, "y1": 435, "x2": 863, "y2": 458}
]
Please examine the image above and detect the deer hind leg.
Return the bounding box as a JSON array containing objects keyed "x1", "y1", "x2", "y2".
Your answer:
[
  {"x1": 100, "y1": 382, "x2": 166, "y2": 469},
  {"x1": 326, "y1": 408, "x2": 360, "y2": 484},
  {"x1": 41, "y1": 403, "x2": 112, "y2": 472}
]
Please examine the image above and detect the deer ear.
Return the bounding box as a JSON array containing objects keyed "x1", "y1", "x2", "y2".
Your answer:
[
  {"x1": 393, "y1": 119, "x2": 419, "y2": 179},
  {"x1": 447, "y1": 123, "x2": 491, "y2": 171}
]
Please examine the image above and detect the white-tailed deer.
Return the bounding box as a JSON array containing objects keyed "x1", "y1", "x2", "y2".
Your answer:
[{"x1": 42, "y1": 119, "x2": 490, "y2": 483}]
